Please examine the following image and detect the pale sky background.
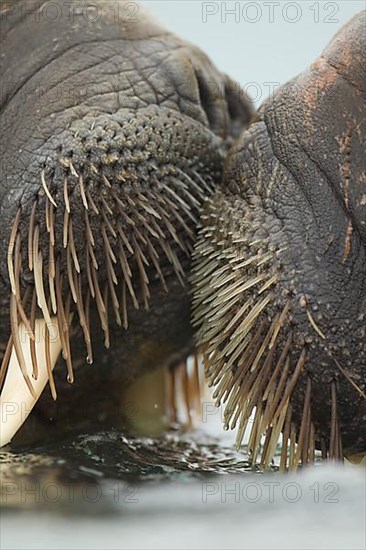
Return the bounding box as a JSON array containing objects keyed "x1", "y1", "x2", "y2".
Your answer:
[{"x1": 141, "y1": 0, "x2": 364, "y2": 104}]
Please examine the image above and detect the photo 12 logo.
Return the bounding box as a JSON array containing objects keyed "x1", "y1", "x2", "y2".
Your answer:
[
  {"x1": 202, "y1": 2, "x2": 340, "y2": 24},
  {"x1": 1, "y1": 480, "x2": 139, "y2": 505},
  {"x1": 202, "y1": 480, "x2": 340, "y2": 503},
  {"x1": 0, "y1": 2, "x2": 139, "y2": 24}
]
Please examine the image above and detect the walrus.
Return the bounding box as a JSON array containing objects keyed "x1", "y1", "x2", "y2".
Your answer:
[
  {"x1": 192, "y1": 11, "x2": 366, "y2": 467},
  {"x1": 0, "y1": 1, "x2": 364, "y2": 467},
  {"x1": 0, "y1": 0, "x2": 253, "y2": 445}
]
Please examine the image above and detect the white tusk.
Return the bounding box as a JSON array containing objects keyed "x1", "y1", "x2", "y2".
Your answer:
[{"x1": 0, "y1": 317, "x2": 62, "y2": 448}]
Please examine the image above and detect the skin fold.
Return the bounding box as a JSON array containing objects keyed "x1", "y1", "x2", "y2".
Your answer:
[
  {"x1": 0, "y1": 0, "x2": 252, "y2": 443},
  {"x1": 192, "y1": 12, "x2": 365, "y2": 463}
]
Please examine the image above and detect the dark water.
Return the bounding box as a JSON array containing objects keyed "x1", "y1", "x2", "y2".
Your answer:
[
  {"x1": 1, "y1": 429, "x2": 270, "y2": 511},
  {"x1": 1, "y1": 429, "x2": 365, "y2": 549}
]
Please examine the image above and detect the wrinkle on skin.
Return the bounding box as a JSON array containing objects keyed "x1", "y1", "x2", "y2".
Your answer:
[
  {"x1": 0, "y1": 1, "x2": 253, "y2": 444},
  {"x1": 192, "y1": 12, "x2": 366, "y2": 459},
  {"x1": 338, "y1": 126, "x2": 354, "y2": 262}
]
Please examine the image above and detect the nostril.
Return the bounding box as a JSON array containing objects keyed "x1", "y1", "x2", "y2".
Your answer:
[
  {"x1": 194, "y1": 67, "x2": 254, "y2": 141},
  {"x1": 224, "y1": 77, "x2": 255, "y2": 138}
]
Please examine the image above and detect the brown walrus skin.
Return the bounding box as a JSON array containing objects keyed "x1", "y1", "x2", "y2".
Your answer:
[{"x1": 192, "y1": 11, "x2": 365, "y2": 464}]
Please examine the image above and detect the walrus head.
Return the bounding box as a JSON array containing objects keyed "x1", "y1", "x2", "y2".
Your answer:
[
  {"x1": 192, "y1": 12, "x2": 366, "y2": 466},
  {"x1": 0, "y1": 0, "x2": 253, "y2": 444}
]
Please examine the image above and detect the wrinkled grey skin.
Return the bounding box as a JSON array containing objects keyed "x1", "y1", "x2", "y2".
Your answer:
[
  {"x1": 193, "y1": 12, "x2": 365, "y2": 455},
  {"x1": 0, "y1": 1, "x2": 364, "y2": 458},
  {"x1": 0, "y1": 0, "x2": 252, "y2": 442}
]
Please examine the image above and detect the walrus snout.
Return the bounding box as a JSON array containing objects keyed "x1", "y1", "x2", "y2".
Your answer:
[
  {"x1": 0, "y1": 0, "x2": 253, "y2": 445},
  {"x1": 1, "y1": 104, "x2": 223, "y2": 354},
  {"x1": 192, "y1": 11, "x2": 366, "y2": 465}
]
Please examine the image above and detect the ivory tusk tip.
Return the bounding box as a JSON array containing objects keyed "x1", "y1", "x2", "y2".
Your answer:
[{"x1": 0, "y1": 317, "x2": 62, "y2": 448}]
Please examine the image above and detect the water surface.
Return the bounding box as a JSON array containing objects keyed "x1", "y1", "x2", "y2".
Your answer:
[{"x1": 1, "y1": 429, "x2": 365, "y2": 550}]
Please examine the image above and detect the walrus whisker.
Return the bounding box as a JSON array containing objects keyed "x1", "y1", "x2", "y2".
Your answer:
[
  {"x1": 134, "y1": 236, "x2": 150, "y2": 309},
  {"x1": 168, "y1": 206, "x2": 195, "y2": 242},
  {"x1": 63, "y1": 209, "x2": 69, "y2": 248},
  {"x1": 7, "y1": 208, "x2": 21, "y2": 296},
  {"x1": 258, "y1": 273, "x2": 279, "y2": 294},
  {"x1": 45, "y1": 197, "x2": 51, "y2": 234},
  {"x1": 29, "y1": 289, "x2": 38, "y2": 380},
  {"x1": 100, "y1": 194, "x2": 113, "y2": 216},
  {"x1": 116, "y1": 223, "x2": 134, "y2": 254},
  {"x1": 78, "y1": 174, "x2": 88, "y2": 210},
  {"x1": 27, "y1": 201, "x2": 37, "y2": 272},
  {"x1": 48, "y1": 259, "x2": 57, "y2": 315},
  {"x1": 102, "y1": 224, "x2": 117, "y2": 263},
  {"x1": 118, "y1": 247, "x2": 139, "y2": 309},
  {"x1": 136, "y1": 191, "x2": 160, "y2": 219},
  {"x1": 279, "y1": 405, "x2": 293, "y2": 471},
  {"x1": 263, "y1": 404, "x2": 289, "y2": 469},
  {"x1": 63, "y1": 293, "x2": 74, "y2": 381},
  {"x1": 85, "y1": 250, "x2": 95, "y2": 299},
  {"x1": 269, "y1": 301, "x2": 291, "y2": 350},
  {"x1": 75, "y1": 271, "x2": 92, "y2": 352},
  {"x1": 101, "y1": 173, "x2": 111, "y2": 188},
  {"x1": 190, "y1": 168, "x2": 215, "y2": 195},
  {"x1": 90, "y1": 259, "x2": 106, "y2": 320},
  {"x1": 108, "y1": 277, "x2": 122, "y2": 327},
  {"x1": 104, "y1": 241, "x2": 121, "y2": 326},
  {"x1": 329, "y1": 353, "x2": 366, "y2": 401},
  {"x1": 161, "y1": 180, "x2": 196, "y2": 215},
  {"x1": 173, "y1": 177, "x2": 201, "y2": 208},
  {"x1": 68, "y1": 160, "x2": 78, "y2": 178},
  {"x1": 68, "y1": 218, "x2": 80, "y2": 273},
  {"x1": 121, "y1": 281, "x2": 128, "y2": 330},
  {"x1": 102, "y1": 210, "x2": 117, "y2": 240},
  {"x1": 175, "y1": 168, "x2": 206, "y2": 202},
  {"x1": 293, "y1": 377, "x2": 312, "y2": 468},
  {"x1": 88, "y1": 235, "x2": 99, "y2": 270},
  {"x1": 83, "y1": 214, "x2": 94, "y2": 255},
  {"x1": 86, "y1": 187, "x2": 99, "y2": 215},
  {"x1": 135, "y1": 210, "x2": 160, "y2": 240},
  {"x1": 41, "y1": 169, "x2": 57, "y2": 207},
  {"x1": 66, "y1": 245, "x2": 78, "y2": 303},
  {"x1": 45, "y1": 323, "x2": 57, "y2": 400},
  {"x1": 46, "y1": 202, "x2": 57, "y2": 314},
  {"x1": 329, "y1": 379, "x2": 344, "y2": 461},
  {"x1": 63, "y1": 175, "x2": 71, "y2": 213},
  {"x1": 273, "y1": 349, "x2": 307, "y2": 425},
  {"x1": 264, "y1": 339, "x2": 292, "y2": 409},
  {"x1": 32, "y1": 226, "x2": 58, "y2": 341},
  {"x1": 9, "y1": 294, "x2": 36, "y2": 398},
  {"x1": 146, "y1": 236, "x2": 168, "y2": 292},
  {"x1": 13, "y1": 235, "x2": 35, "y2": 338}
]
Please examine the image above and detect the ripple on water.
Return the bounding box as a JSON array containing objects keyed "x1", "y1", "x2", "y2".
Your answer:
[{"x1": 1, "y1": 429, "x2": 365, "y2": 550}]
